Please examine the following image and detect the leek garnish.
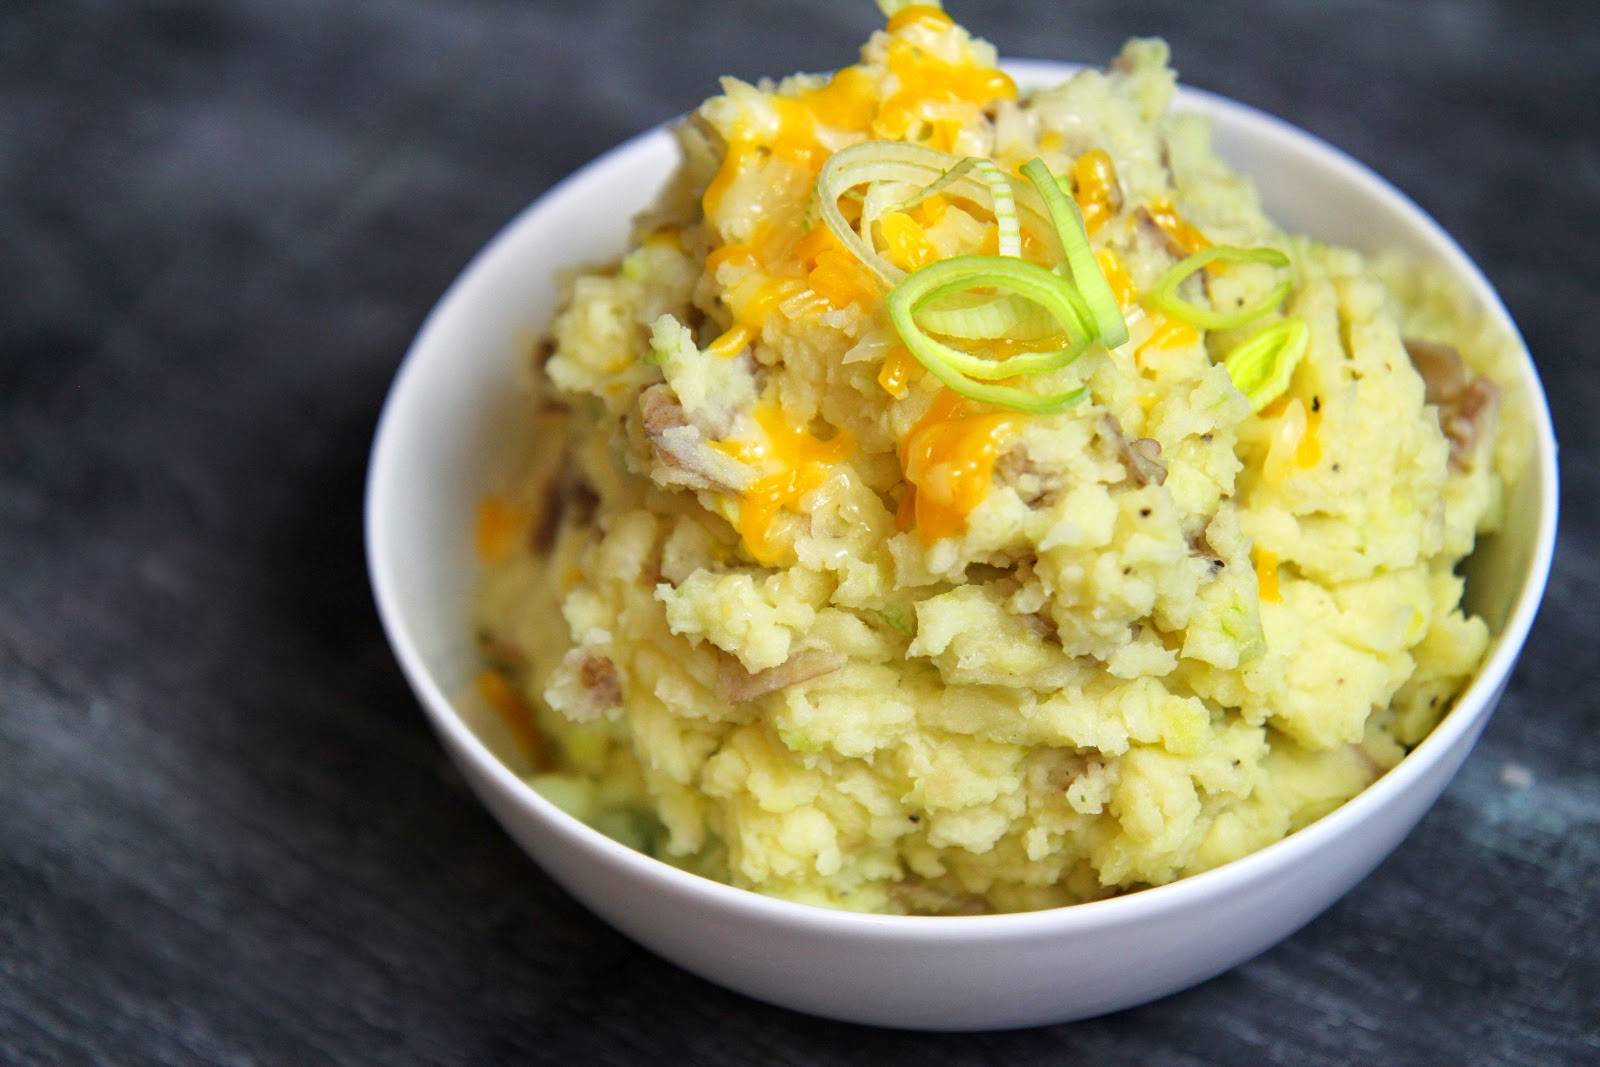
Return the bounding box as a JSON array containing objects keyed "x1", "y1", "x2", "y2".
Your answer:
[
  {"x1": 1145, "y1": 244, "x2": 1293, "y2": 330},
  {"x1": 887, "y1": 255, "x2": 1092, "y2": 413},
  {"x1": 811, "y1": 141, "x2": 1051, "y2": 289},
  {"x1": 813, "y1": 147, "x2": 1145, "y2": 412},
  {"x1": 1018, "y1": 159, "x2": 1129, "y2": 348},
  {"x1": 912, "y1": 290, "x2": 1057, "y2": 340},
  {"x1": 1223, "y1": 317, "x2": 1309, "y2": 411}
]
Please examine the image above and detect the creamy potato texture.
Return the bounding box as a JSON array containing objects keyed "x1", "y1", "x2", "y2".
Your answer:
[{"x1": 473, "y1": 3, "x2": 1524, "y2": 913}]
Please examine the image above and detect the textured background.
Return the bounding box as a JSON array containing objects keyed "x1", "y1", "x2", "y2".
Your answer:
[{"x1": 2, "y1": 1, "x2": 1596, "y2": 1063}]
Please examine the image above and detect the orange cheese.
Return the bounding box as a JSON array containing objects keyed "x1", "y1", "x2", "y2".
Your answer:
[
  {"x1": 885, "y1": 3, "x2": 954, "y2": 33},
  {"x1": 1136, "y1": 318, "x2": 1200, "y2": 365},
  {"x1": 875, "y1": 39, "x2": 1016, "y2": 152},
  {"x1": 474, "y1": 496, "x2": 524, "y2": 564},
  {"x1": 1259, "y1": 396, "x2": 1321, "y2": 483},
  {"x1": 899, "y1": 389, "x2": 1020, "y2": 543},
  {"x1": 910, "y1": 194, "x2": 949, "y2": 227},
  {"x1": 475, "y1": 670, "x2": 548, "y2": 768},
  {"x1": 644, "y1": 227, "x2": 682, "y2": 251},
  {"x1": 725, "y1": 404, "x2": 855, "y2": 563},
  {"x1": 739, "y1": 466, "x2": 831, "y2": 564},
  {"x1": 1254, "y1": 548, "x2": 1282, "y2": 603},
  {"x1": 1095, "y1": 248, "x2": 1137, "y2": 309},
  {"x1": 706, "y1": 240, "x2": 761, "y2": 275},
  {"x1": 704, "y1": 98, "x2": 824, "y2": 216},
  {"x1": 1297, "y1": 402, "x2": 1323, "y2": 468},
  {"x1": 805, "y1": 65, "x2": 879, "y2": 133},
  {"x1": 878, "y1": 344, "x2": 920, "y2": 398},
  {"x1": 707, "y1": 277, "x2": 804, "y2": 358},
  {"x1": 1071, "y1": 149, "x2": 1119, "y2": 235},
  {"x1": 705, "y1": 325, "x2": 753, "y2": 360},
  {"x1": 878, "y1": 210, "x2": 938, "y2": 272},
  {"x1": 798, "y1": 223, "x2": 880, "y2": 311},
  {"x1": 1145, "y1": 197, "x2": 1211, "y2": 256}
]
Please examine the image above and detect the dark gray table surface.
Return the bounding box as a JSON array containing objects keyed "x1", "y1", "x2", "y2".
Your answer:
[{"x1": 3, "y1": 1, "x2": 1596, "y2": 1063}]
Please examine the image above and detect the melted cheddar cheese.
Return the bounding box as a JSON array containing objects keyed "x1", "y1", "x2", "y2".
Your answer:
[
  {"x1": 720, "y1": 403, "x2": 855, "y2": 563},
  {"x1": 474, "y1": 496, "x2": 524, "y2": 564},
  {"x1": 878, "y1": 344, "x2": 920, "y2": 398},
  {"x1": 1072, "y1": 149, "x2": 1119, "y2": 235},
  {"x1": 1145, "y1": 197, "x2": 1211, "y2": 256},
  {"x1": 899, "y1": 389, "x2": 1021, "y2": 543},
  {"x1": 1253, "y1": 547, "x2": 1282, "y2": 603},
  {"x1": 1136, "y1": 318, "x2": 1201, "y2": 365}
]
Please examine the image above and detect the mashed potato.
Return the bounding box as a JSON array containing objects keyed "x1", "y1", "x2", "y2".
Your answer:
[{"x1": 472, "y1": 2, "x2": 1525, "y2": 914}]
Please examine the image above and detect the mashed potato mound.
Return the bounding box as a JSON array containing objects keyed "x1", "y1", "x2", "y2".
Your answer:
[{"x1": 473, "y1": 3, "x2": 1524, "y2": 914}]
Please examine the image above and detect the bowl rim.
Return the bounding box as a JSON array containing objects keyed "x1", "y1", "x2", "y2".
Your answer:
[{"x1": 365, "y1": 58, "x2": 1560, "y2": 937}]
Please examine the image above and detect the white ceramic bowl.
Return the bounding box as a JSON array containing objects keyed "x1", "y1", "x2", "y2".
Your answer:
[{"x1": 365, "y1": 61, "x2": 1558, "y2": 1030}]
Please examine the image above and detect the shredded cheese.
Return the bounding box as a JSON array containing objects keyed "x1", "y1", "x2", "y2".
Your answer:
[
  {"x1": 1262, "y1": 396, "x2": 1313, "y2": 486},
  {"x1": 899, "y1": 389, "x2": 1020, "y2": 543},
  {"x1": 722, "y1": 404, "x2": 855, "y2": 562},
  {"x1": 1071, "y1": 149, "x2": 1119, "y2": 235},
  {"x1": 1254, "y1": 548, "x2": 1282, "y2": 602},
  {"x1": 875, "y1": 38, "x2": 1016, "y2": 152},
  {"x1": 878, "y1": 211, "x2": 939, "y2": 272},
  {"x1": 804, "y1": 65, "x2": 879, "y2": 132},
  {"x1": 878, "y1": 344, "x2": 920, "y2": 397},
  {"x1": 1297, "y1": 401, "x2": 1323, "y2": 468},
  {"x1": 885, "y1": 3, "x2": 954, "y2": 33},
  {"x1": 1145, "y1": 197, "x2": 1211, "y2": 255},
  {"x1": 708, "y1": 277, "x2": 804, "y2": 358},
  {"x1": 1136, "y1": 318, "x2": 1200, "y2": 365},
  {"x1": 1095, "y1": 248, "x2": 1137, "y2": 309},
  {"x1": 475, "y1": 670, "x2": 547, "y2": 767},
  {"x1": 474, "y1": 496, "x2": 524, "y2": 564}
]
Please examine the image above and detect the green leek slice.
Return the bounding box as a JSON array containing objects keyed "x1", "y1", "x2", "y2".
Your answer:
[
  {"x1": 1146, "y1": 245, "x2": 1293, "y2": 331},
  {"x1": 1223, "y1": 317, "x2": 1310, "y2": 411}
]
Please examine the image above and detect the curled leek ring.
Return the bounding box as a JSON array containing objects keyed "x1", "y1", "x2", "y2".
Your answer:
[
  {"x1": 1146, "y1": 244, "x2": 1294, "y2": 331},
  {"x1": 887, "y1": 255, "x2": 1095, "y2": 413}
]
